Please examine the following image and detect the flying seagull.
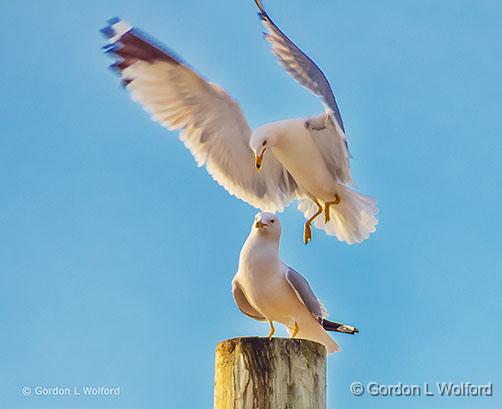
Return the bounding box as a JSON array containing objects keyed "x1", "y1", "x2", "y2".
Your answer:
[
  {"x1": 233, "y1": 212, "x2": 359, "y2": 353},
  {"x1": 101, "y1": 2, "x2": 377, "y2": 244}
]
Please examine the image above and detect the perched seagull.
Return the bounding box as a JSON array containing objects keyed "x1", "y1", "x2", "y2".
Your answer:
[
  {"x1": 101, "y1": 2, "x2": 378, "y2": 244},
  {"x1": 233, "y1": 212, "x2": 359, "y2": 353}
]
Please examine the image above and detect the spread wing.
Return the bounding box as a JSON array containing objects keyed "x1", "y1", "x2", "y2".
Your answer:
[
  {"x1": 286, "y1": 267, "x2": 326, "y2": 322},
  {"x1": 101, "y1": 18, "x2": 298, "y2": 212},
  {"x1": 232, "y1": 280, "x2": 266, "y2": 321},
  {"x1": 255, "y1": 0, "x2": 345, "y2": 132},
  {"x1": 305, "y1": 113, "x2": 353, "y2": 185}
]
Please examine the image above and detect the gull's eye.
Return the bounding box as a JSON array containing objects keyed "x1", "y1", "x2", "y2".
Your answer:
[
  {"x1": 262, "y1": 140, "x2": 267, "y2": 146},
  {"x1": 270, "y1": 219, "x2": 275, "y2": 223}
]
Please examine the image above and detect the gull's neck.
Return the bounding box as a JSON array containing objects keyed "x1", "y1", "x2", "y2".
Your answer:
[
  {"x1": 242, "y1": 231, "x2": 281, "y2": 262},
  {"x1": 240, "y1": 231, "x2": 282, "y2": 280},
  {"x1": 253, "y1": 231, "x2": 280, "y2": 251}
]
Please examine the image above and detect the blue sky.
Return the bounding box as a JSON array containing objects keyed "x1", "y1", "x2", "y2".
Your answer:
[{"x1": 1, "y1": 0, "x2": 501, "y2": 408}]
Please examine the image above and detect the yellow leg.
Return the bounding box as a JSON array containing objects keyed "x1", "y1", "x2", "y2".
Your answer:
[
  {"x1": 324, "y1": 193, "x2": 341, "y2": 223},
  {"x1": 291, "y1": 322, "x2": 299, "y2": 338},
  {"x1": 304, "y1": 199, "x2": 323, "y2": 244},
  {"x1": 267, "y1": 320, "x2": 276, "y2": 339}
]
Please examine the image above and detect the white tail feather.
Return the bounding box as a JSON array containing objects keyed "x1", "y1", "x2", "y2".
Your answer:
[
  {"x1": 288, "y1": 320, "x2": 340, "y2": 353},
  {"x1": 298, "y1": 186, "x2": 378, "y2": 244}
]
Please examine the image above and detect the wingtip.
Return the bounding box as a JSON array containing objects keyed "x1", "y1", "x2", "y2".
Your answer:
[
  {"x1": 101, "y1": 18, "x2": 133, "y2": 44},
  {"x1": 100, "y1": 17, "x2": 123, "y2": 40},
  {"x1": 121, "y1": 79, "x2": 132, "y2": 88},
  {"x1": 108, "y1": 62, "x2": 122, "y2": 75},
  {"x1": 102, "y1": 43, "x2": 119, "y2": 52},
  {"x1": 107, "y1": 16, "x2": 121, "y2": 25},
  {"x1": 258, "y1": 11, "x2": 270, "y2": 23},
  {"x1": 344, "y1": 325, "x2": 359, "y2": 335},
  {"x1": 254, "y1": 0, "x2": 269, "y2": 19},
  {"x1": 100, "y1": 25, "x2": 114, "y2": 38}
]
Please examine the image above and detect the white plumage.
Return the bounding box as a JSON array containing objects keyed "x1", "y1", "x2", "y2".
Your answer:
[
  {"x1": 233, "y1": 213, "x2": 359, "y2": 353},
  {"x1": 101, "y1": 1, "x2": 378, "y2": 244}
]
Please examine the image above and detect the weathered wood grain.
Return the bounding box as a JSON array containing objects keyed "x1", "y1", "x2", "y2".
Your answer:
[{"x1": 214, "y1": 337, "x2": 326, "y2": 409}]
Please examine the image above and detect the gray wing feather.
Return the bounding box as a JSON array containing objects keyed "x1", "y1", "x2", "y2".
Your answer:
[
  {"x1": 232, "y1": 281, "x2": 266, "y2": 321},
  {"x1": 286, "y1": 268, "x2": 323, "y2": 320},
  {"x1": 306, "y1": 113, "x2": 353, "y2": 185},
  {"x1": 255, "y1": 0, "x2": 345, "y2": 132}
]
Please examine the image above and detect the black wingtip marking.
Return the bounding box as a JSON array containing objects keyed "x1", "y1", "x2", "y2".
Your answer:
[
  {"x1": 322, "y1": 319, "x2": 359, "y2": 335},
  {"x1": 102, "y1": 43, "x2": 119, "y2": 52},
  {"x1": 107, "y1": 16, "x2": 121, "y2": 25},
  {"x1": 109, "y1": 62, "x2": 124, "y2": 75},
  {"x1": 103, "y1": 45, "x2": 121, "y2": 58},
  {"x1": 100, "y1": 26, "x2": 114, "y2": 38},
  {"x1": 121, "y1": 79, "x2": 132, "y2": 88}
]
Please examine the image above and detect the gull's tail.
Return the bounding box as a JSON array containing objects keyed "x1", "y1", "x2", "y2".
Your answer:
[
  {"x1": 288, "y1": 319, "x2": 341, "y2": 354},
  {"x1": 298, "y1": 185, "x2": 378, "y2": 244},
  {"x1": 322, "y1": 319, "x2": 359, "y2": 335}
]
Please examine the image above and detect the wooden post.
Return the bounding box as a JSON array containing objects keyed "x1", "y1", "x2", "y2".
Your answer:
[{"x1": 214, "y1": 337, "x2": 326, "y2": 409}]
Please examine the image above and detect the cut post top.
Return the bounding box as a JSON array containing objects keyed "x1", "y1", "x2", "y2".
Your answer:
[{"x1": 215, "y1": 337, "x2": 327, "y2": 409}]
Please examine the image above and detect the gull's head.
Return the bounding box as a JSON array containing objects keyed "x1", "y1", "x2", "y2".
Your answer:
[
  {"x1": 250, "y1": 126, "x2": 278, "y2": 172},
  {"x1": 252, "y1": 212, "x2": 281, "y2": 239}
]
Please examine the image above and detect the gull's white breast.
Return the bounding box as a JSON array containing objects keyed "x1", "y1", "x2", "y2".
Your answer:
[{"x1": 236, "y1": 238, "x2": 305, "y2": 325}]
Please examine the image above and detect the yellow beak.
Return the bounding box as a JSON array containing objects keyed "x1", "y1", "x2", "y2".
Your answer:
[
  {"x1": 255, "y1": 220, "x2": 267, "y2": 229},
  {"x1": 255, "y1": 150, "x2": 266, "y2": 172}
]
